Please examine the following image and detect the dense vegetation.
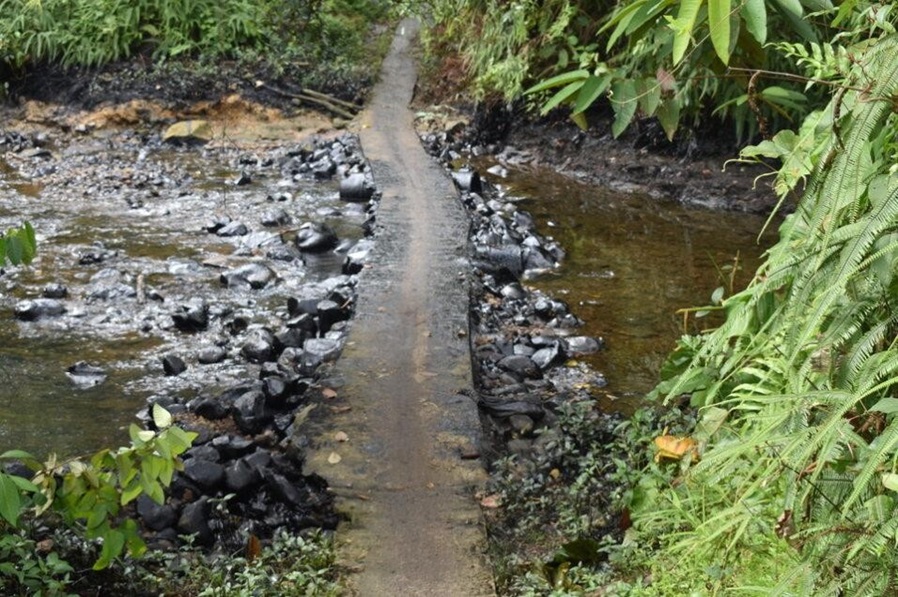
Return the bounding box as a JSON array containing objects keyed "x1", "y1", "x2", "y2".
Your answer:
[
  {"x1": 0, "y1": 0, "x2": 393, "y2": 100},
  {"x1": 419, "y1": 0, "x2": 898, "y2": 594}
]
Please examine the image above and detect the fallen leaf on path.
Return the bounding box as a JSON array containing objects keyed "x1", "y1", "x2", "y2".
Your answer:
[
  {"x1": 322, "y1": 387, "x2": 338, "y2": 399},
  {"x1": 327, "y1": 452, "x2": 342, "y2": 464},
  {"x1": 334, "y1": 431, "x2": 349, "y2": 442},
  {"x1": 330, "y1": 405, "x2": 352, "y2": 414}
]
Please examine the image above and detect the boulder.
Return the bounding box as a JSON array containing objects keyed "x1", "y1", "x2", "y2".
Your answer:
[{"x1": 162, "y1": 120, "x2": 212, "y2": 144}]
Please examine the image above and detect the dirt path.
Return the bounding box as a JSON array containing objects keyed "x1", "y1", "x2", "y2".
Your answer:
[{"x1": 307, "y1": 20, "x2": 493, "y2": 596}]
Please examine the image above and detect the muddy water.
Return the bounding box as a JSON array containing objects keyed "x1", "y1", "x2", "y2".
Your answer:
[
  {"x1": 479, "y1": 164, "x2": 776, "y2": 410},
  {"x1": 0, "y1": 132, "x2": 361, "y2": 458}
]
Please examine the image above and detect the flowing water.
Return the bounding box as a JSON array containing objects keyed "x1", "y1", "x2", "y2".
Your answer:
[
  {"x1": 0, "y1": 132, "x2": 362, "y2": 459},
  {"x1": 478, "y1": 163, "x2": 777, "y2": 412}
]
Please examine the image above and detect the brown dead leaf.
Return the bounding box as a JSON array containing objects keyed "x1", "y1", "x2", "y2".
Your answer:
[
  {"x1": 322, "y1": 387, "x2": 338, "y2": 399},
  {"x1": 653, "y1": 435, "x2": 699, "y2": 462},
  {"x1": 334, "y1": 431, "x2": 349, "y2": 443}
]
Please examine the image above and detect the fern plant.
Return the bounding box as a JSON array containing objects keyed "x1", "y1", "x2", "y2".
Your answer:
[{"x1": 635, "y1": 33, "x2": 898, "y2": 593}]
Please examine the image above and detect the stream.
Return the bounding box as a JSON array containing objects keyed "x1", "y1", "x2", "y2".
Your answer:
[
  {"x1": 478, "y1": 164, "x2": 775, "y2": 411},
  {"x1": 0, "y1": 124, "x2": 773, "y2": 458}
]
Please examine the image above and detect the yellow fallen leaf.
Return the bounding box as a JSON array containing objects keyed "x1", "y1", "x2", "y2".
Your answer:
[
  {"x1": 654, "y1": 435, "x2": 699, "y2": 462},
  {"x1": 327, "y1": 452, "x2": 342, "y2": 464}
]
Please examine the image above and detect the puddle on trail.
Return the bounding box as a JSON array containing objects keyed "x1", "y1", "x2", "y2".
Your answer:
[{"x1": 480, "y1": 164, "x2": 776, "y2": 412}]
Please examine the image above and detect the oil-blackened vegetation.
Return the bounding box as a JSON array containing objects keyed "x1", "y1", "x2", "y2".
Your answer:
[{"x1": 0, "y1": 0, "x2": 394, "y2": 107}]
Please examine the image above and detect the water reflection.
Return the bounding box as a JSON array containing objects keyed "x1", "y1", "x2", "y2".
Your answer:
[{"x1": 483, "y1": 165, "x2": 776, "y2": 406}]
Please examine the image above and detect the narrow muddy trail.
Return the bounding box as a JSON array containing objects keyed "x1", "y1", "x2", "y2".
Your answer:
[{"x1": 306, "y1": 20, "x2": 493, "y2": 595}]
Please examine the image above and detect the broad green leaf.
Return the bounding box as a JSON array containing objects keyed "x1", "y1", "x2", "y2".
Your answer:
[
  {"x1": 0, "y1": 449, "x2": 36, "y2": 461},
  {"x1": 871, "y1": 397, "x2": 898, "y2": 414},
  {"x1": 883, "y1": 473, "x2": 898, "y2": 492},
  {"x1": 611, "y1": 79, "x2": 638, "y2": 138},
  {"x1": 671, "y1": 0, "x2": 703, "y2": 65},
  {"x1": 93, "y1": 528, "x2": 125, "y2": 570},
  {"x1": 656, "y1": 97, "x2": 681, "y2": 141},
  {"x1": 708, "y1": 0, "x2": 732, "y2": 64},
  {"x1": 0, "y1": 238, "x2": 5, "y2": 266},
  {"x1": 570, "y1": 112, "x2": 589, "y2": 130},
  {"x1": 741, "y1": 0, "x2": 767, "y2": 45},
  {"x1": 540, "y1": 81, "x2": 584, "y2": 115},
  {"x1": 602, "y1": 0, "x2": 649, "y2": 50},
  {"x1": 573, "y1": 75, "x2": 611, "y2": 114},
  {"x1": 770, "y1": 0, "x2": 817, "y2": 41},
  {"x1": 121, "y1": 479, "x2": 143, "y2": 506},
  {"x1": 524, "y1": 69, "x2": 589, "y2": 94},
  {"x1": 6, "y1": 235, "x2": 24, "y2": 265},
  {"x1": 137, "y1": 429, "x2": 155, "y2": 443},
  {"x1": 635, "y1": 78, "x2": 662, "y2": 116},
  {"x1": 152, "y1": 403, "x2": 173, "y2": 429},
  {"x1": 0, "y1": 473, "x2": 22, "y2": 526}
]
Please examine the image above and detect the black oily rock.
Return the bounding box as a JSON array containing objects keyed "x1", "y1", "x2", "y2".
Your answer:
[
  {"x1": 500, "y1": 282, "x2": 526, "y2": 300},
  {"x1": 316, "y1": 299, "x2": 348, "y2": 334},
  {"x1": 266, "y1": 244, "x2": 301, "y2": 262},
  {"x1": 197, "y1": 345, "x2": 227, "y2": 364},
  {"x1": 136, "y1": 495, "x2": 177, "y2": 532},
  {"x1": 241, "y1": 330, "x2": 276, "y2": 363},
  {"x1": 260, "y1": 208, "x2": 291, "y2": 227},
  {"x1": 190, "y1": 397, "x2": 228, "y2": 420},
  {"x1": 177, "y1": 496, "x2": 213, "y2": 546},
  {"x1": 162, "y1": 355, "x2": 187, "y2": 376},
  {"x1": 303, "y1": 338, "x2": 341, "y2": 362},
  {"x1": 339, "y1": 173, "x2": 375, "y2": 202},
  {"x1": 531, "y1": 343, "x2": 563, "y2": 370},
  {"x1": 451, "y1": 169, "x2": 482, "y2": 193},
  {"x1": 232, "y1": 390, "x2": 271, "y2": 434},
  {"x1": 204, "y1": 215, "x2": 231, "y2": 233},
  {"x1": 565, "y1": 336, "x2": 604, "y2": 355},
  {"x1": 263, "y1": 377, "x2": 288, "y2": 404},
  {"x1": 42, "y1": 283, "x2": 68, "y2": 299},
  {"x1": 295, "y1": 222, "x2": 338, "y2": 253},
  {"x1": 14, "y1": 298, "x2": 66, "y2": 320},
  {"x1": 498, "y1": 354, "x2": 540, "y2": 379},
  {"x1": 265, "y1": 471, "x2": 306, "y2": 507},
  {"x1": 216, "y1": 221, "x2": 248, "y2": 237},
  {"x1": 274, "y1": 327, "x2": 307, "y2": 350},
  {"x1": 224, "y1": 458, "x2": 259, "y2": 493},
  {"x1": 211, "y1": 435, "x2": 255, "y2": 458},
  {"x1": 171, "y1": 300, "x2": 208, "y2": 332},
  {"x1": 479, "y1": 397, "x2": 545, "y2": 420},
  {"x1": 220, "y1": 262, "x2": 276, "y2": 290},
  {"x1": 475, "y1": 245, "x2": 524, "y2": 277},
  {"x1": 183, "y1": 458, "x2": 225, "y2": 490},
  {"x1": 66, "y1": 362, "x2": 107, "y2": 388}
]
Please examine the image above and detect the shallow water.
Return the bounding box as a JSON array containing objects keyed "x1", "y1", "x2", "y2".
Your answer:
[
  {"x1": 480, "y1": 164, "x2": 776, "y2": 411},
  {"x1": 0, "y1": 132, "x2": 362, "y2": 458}
]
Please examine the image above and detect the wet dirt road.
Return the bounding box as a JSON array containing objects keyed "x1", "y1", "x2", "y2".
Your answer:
[{"x1": 306, "y1": 20, "x2": 493, "y2": 596}]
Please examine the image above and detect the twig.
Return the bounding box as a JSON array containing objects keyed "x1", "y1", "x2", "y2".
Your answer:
[{"x1": 258, "y1": 82, "x2": 359, "y2": 120}]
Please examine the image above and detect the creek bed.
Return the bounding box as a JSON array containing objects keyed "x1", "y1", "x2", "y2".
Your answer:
[{"x1": 0, "y1": 126, "x2": 369, "y2": 459}]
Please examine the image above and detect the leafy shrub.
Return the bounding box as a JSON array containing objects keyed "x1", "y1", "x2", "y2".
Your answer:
[{"x1": 630, "y1": 34, "x2": 898, "y2": 593}]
